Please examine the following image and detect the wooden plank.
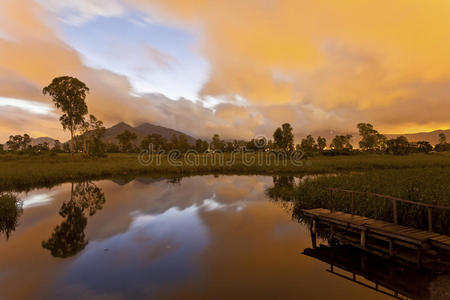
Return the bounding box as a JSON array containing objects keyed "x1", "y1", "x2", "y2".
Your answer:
[{"x1": 302, "y1": 208, "x2": 450, "y2": 247}]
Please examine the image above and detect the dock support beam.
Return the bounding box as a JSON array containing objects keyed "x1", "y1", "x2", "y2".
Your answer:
[{"x1": 360, "y1": 229, "x2": 367, "y2": 249}]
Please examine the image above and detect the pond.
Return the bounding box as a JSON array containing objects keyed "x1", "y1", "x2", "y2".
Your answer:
[{"x1": 0, "y1": 175, "x2": 447, "y2": 299}]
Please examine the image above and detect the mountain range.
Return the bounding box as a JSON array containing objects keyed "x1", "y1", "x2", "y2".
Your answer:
[{"x1": 3, "y1": 124, "x2": 449, "y2": 148}]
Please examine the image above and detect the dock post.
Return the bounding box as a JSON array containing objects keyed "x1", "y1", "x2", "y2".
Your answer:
[
  {"x1": 360, "y1": 228, "x2": 367, "y2": 249},
  {"x1": 330, "y1": 189, "x2": 334, "y2": 213},
  {"x1": 310, "y1": 218, "x2": 317, "y2": 249},
  {"x1": 351, "y1": 192, "x2": 355, "y2": 217},
  {"x1": 392, "y1": 199, "x2": 398, "y2": 225},
  {"x1": 417, "y1": 247, "x2": 423, "y2": 268},
  {"x1": 389, "y1": 239, "x2": 394, "y2": 258},
  {"x1": 427, "y1": 208, "x2": 433, "y2": 232}
]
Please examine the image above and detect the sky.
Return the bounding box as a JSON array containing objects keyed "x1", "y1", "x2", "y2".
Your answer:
[{"x1": 1, "y1": 0, "x2": 450, "y2": 142}]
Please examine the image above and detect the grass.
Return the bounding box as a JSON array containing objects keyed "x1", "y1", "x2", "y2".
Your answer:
[
  {"x1": 0, "y1": 152, "x2": 449, "y2": 192},
  {"x1": 267, "y1": 167, "x2": 450, "y2": 234}
]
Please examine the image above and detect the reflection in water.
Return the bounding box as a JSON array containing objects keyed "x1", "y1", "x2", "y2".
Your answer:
[
  {"x1": 2, "y1": 175, "x2": 449, "y2": 299},
  {"x1": 266, "y1": 175, "x2": 450, "y2": 300},
  {"x1": 41, "y1": 182, "x2": 105, "y2": 258},
  {"x1": 0, "y1": 193, "x2": 23, "y2": 240},
  {"x1": 302, "y1": 243, "x2": 436, "y2": 299}
]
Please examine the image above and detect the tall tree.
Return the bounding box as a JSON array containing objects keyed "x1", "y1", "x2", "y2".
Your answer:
[
  {"x1": 357, "y1": 123, "x2": 387, "y2": 151},
  {"x1": 43, "y1": 76, "x2": 89, "y2": 155},
  {"x1": 273, "y1": 123, "x2": 294, "y2": 151},
  {"x1": 300, "y1": 135, "x2": 316, "y2": 156},
  {"x1": 6, "y1": 135, "x2": 23, "y2": 152},
  {"x1": 116, "y1": 130, "x2": 137, "y2": 153},
  {"x1": 317, "y1": 136, "x2": 327, "y2": 151},
  {"x1": 387, "y1": 136, "x2": 410, "y2": 155},
  {"x1": 330, "y1": 135, "x2": 353, "y2": 152},
  {"x1": 211, "y1": 134, "x2": 225, "y2": 151}
]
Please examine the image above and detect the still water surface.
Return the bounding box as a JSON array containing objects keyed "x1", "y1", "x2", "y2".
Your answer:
[{"x1": 0, "y1": 176, "x2": 444, "y2": 299}]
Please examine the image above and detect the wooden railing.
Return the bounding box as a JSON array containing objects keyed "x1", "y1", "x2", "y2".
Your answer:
[{"x1": 327, "y1": 187, "x2": 450, "y2": 232}]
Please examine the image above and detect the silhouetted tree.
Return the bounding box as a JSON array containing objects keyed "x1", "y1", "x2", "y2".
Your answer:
[
  {"x1": 6, "y1": 134, "x2": 31, "y2": 152},
  {"x1": 357, "y1": 123, "x2": 387, "y2": 152},
  {"x1": 43, "y1": 76, "x2": 89, "y2": 155},
  {"x1": 0, "y1": 193, "x2": 23, "y2": 240},
  {"x1": 211, "y1": 134, "x2": 225, "y2": 151},
  {"x1": 300, "y1": 135, "x2": 316, "y2": 156},
  {"x1": 387, "y1": 136, "x2": 410, "y2": 155},
  {"x1": 330, "y1": 135, "x2": 353, "y2": 153},
  {"x1": 194, "y1": 139, "x2": 209, "y2": 153},
  {"x1": 317, "y1": 136, "x2": 327, "y2": 151},
  {"x1": 116, "y1": 130, "x2": 137, "y2": 153},
  {"x1": 273, "y1": 123, "x2": 294, "y2": 151},
  {"x1": 42, "y1": 182, "x2": 105, "y2": 258},
  {"x1": 416, "y1": 141, "x2": 433, "y2": 153}
]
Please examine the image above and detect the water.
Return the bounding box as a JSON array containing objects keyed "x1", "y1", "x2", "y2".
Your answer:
[{"x1": 0, "y1": 176, "x2": 445, "y2": 299}]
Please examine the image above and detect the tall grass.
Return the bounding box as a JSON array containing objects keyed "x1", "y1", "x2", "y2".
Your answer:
[
  {"x1": 267, "y1": 168, "x2": 450, "y2": 235},
  {"x1": 0, "y1": 152, "x2": 449, "y2": 191}
]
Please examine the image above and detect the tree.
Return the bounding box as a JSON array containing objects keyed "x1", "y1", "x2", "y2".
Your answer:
[
  {"x1": 6, "y1": 134, "x2": 31, "y2": 152},
  {"x1": 387, "y1": 136, "x2": 410, "y2": 155},
  {"x1": 211, "y1": 134, "x2": 225, "y2": 151},
  {"x1": 43, "y1": 76, "x2": 89, "y2": 155},
  {"x1": 0, "y1": 193, "x2": 23, "y2": 240},
  {"x1": 273, "y1": 123, "x2": 294, "y2": 151},
  {"x1": 177, "y1": 135, "x2": 191, "y2": 153},
  {"x1": 317, "y1": 136, "x2": 327, "y2": 151},
  {"x1": 330, "y1": 135, "x2": 353, "y2": 153},
  {"x1": 194, "y1": 139, "x2": 209, "y2": 153},
  {"x1": 42, "y1": 182, "x2": 105, "y2": 258},
  {"x1": 357, "y1": 123, "x2": 387, "y2": 152},
  {"x1": 6, "y1": 135, "x2": 23, "y2": 152},
  {"x1": 79, "y1": 115, "x2": 106, "y2": 156},
  {"x1": 22, "y1": 134, "x2": 31, "y2": 151},
  {"x1": 53, "y1": 140, "x2": 62, "y2": 152},
  {"x1": 141, "y1": 134, "x2": 168, "y2": 152},
  {"x1": 416, "y1": 141, "x2": 433, "y2": 153},
  {"x1": 300, "y1": 135, "x2": 316, "y2": 156},
  {"x1": 116, "y1": 130, "x2": 137, "y2": 153}
]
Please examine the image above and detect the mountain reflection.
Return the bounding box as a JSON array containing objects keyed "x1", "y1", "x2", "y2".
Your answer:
[
  {"x1": 42, "y1": 182, "x2": 106, "y2": 258},
  {"x1": 0, "y1": 193, "x2": 23, "y2": 240}
]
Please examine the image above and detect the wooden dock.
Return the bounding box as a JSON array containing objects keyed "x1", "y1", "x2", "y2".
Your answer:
[{"x1": 302, "y1": 189, "x2": 450, "y2": 270}]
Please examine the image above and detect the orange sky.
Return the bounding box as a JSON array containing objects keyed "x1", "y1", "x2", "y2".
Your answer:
[{"x1": 0, "y1": 0, "x2": 449, "y2": 142}]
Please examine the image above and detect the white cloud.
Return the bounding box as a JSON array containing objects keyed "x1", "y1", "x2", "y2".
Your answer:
[{"x1": 36, "y1": 0, "x2": 126, "y2": 25}]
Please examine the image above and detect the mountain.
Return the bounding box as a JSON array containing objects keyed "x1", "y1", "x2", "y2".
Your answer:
[
  {"x1": 385, "y1": 129, "x2": 450, "y2": 145},
  {"x1": 31, "y1": 137, "x2": 57, "y2": 148},
  {"x1": 103, "y1": 122, "x2": 196, "y2": 145}
]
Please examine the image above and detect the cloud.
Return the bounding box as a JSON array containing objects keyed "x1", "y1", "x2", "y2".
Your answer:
[
  {"x1": 1, "y1": 0, "x2": 449, "y2": 143},
  {"x1": 36, "y1": 0, "x2": 125, "y2": 25},
  {"x1": 128, "y1": 0, "x2": 450, "y2": 133}
]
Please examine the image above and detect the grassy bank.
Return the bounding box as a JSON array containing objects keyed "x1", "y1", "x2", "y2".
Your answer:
[
  {"x1": 267, "y1": 167, "x2": 450, "y2": 234},
  {"x1": 0, "y1": 152, "x2": 449, "y2": 191}
]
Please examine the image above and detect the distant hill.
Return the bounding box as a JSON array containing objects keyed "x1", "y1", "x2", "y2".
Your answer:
[
  {"x1": 385, "y1": 129, "x2": 450, "y2": 145},
  {"x1": 31, "y1": 137, "x2": 57, "y2": 148},
  {"x1": 103, "y1": 122, "x2": 197, "y2": 145}
]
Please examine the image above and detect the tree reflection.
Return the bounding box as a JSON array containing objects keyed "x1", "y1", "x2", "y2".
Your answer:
[
  {"x1": 42, "y1": 181, "x2": 106, "y2": 258},
  {"x1": 265, "y1": 176, "x2": 296, "y2": 201},
  {"x1": 0, "y1": 193, "x2": 23, "y2": 240}
]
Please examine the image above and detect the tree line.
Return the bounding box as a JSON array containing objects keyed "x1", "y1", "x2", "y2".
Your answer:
[{"x1": 1, "y1": 76, "x2": 449, "y2": 156}]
